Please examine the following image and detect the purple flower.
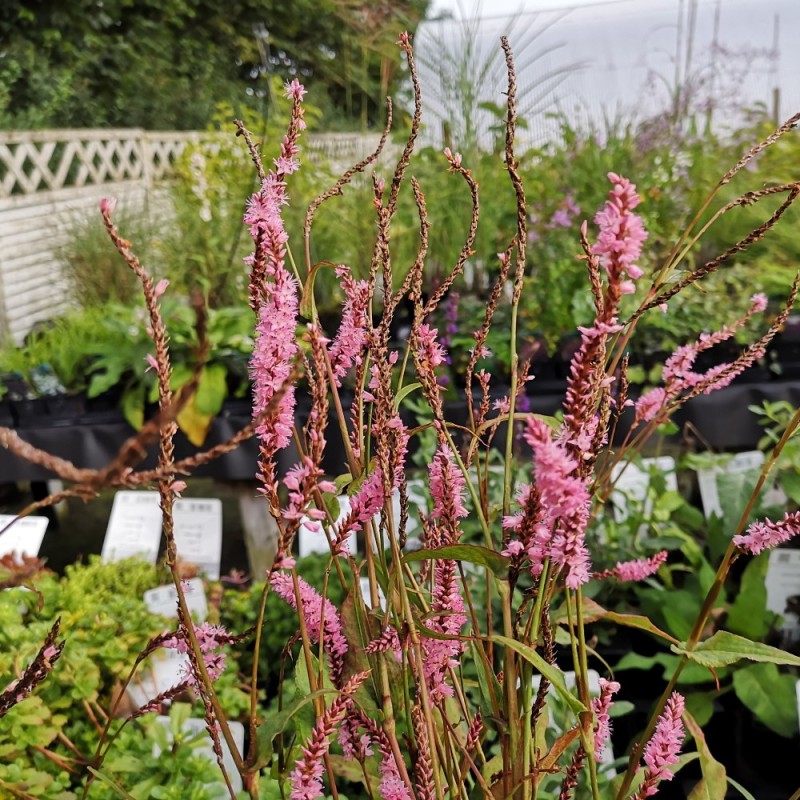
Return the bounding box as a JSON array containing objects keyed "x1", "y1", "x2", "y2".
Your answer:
[
  {"x1": 549, "y1": 208, "x2": 572, "y2": 228},
  {"x1": 285, "y1": 79, "x2": 307, "y2": 101},
  {"x1": 163, "y1": 622, "x2": 234, "y2": 688}
]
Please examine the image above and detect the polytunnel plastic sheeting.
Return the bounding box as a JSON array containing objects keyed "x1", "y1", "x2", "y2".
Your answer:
[{"x1": 414, "y1": 0, "x2": 799, "y2": 151}]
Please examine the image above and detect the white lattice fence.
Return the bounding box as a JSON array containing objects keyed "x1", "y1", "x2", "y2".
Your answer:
[
  {"x1": 0, "y1": 130, "x2": 198, "y2": 198},
  {"x1": 0, "y1": 130, "x2": 199, "y2": 344},
  {"x1": 0, "y1": 128, "x2": 397, "y2": 344},
  {"x1": 305, "y1": 132, "x2": 401, "y2": 170}
]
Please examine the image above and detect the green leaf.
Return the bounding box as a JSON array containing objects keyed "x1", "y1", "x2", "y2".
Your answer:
[
  {"x1": 393, "y1": 382, "x2": 423, "y2": 409},
  {"x1": 726, "y1": 554, "x2": 771, "y2": 640},
  {"x1": 778, "y1": 469, "x2": 800, "y2": 505},
  {"x1": 299, "y1": 262, "x2": 336, "y2": 319},
  {"x1": 608, "y1": 700, "x2": 634, "y2": 718},
  {"x1": 121, "y1": 383, "x2": 145, "y2": 430},
  {"x1": 490, "y1": 634, "x2": 586, "y2": 715},
  {"x1": 717, "y1": 469, "x2": 760, "y2": 529},
  {"x1": 253, "y1": 689, "x2": 330, "y2": 768},
  {"x1": 471, "y1": 641, "x2": 503, "y2": 719},
  {"x1": 87, "y1": 364, "x2": 124, "y2": 398},
  {"x1": 661, "y1": 589, "x2": 702, "y2": 641},
  {"x1": 685, "y1": 710, "x2": 726, "y2": 800},
  {"x1": 334, "y1": 472, "x2": 353, "y2": 493},
  {"x1": 672, "y1": 630, "x2": 800, "y2": 669},
  {"x1": 725, "y1": 776, "x2": 758, "y2": 800},
  {"x1": 194, "y1": 363, "x2": 228, "y2": 416},
  {"x1": 403, "y1": 544, "x2": 509, "y2": 576},
  {"x1": 602, "y1": 610, "x2": 681, "y2": 645},
  {"x1": 168, "y1": 362, "x2": 194, "y2": 394},
  {"x1": 684, "y1": 692, "x2": 715, "y2": 727},
  {"x1": 87, "y1": 767, "x2": 137, "y2": 799},
  {"x1": 732, "y1": 662, "x2": 799, "y2": 737}
]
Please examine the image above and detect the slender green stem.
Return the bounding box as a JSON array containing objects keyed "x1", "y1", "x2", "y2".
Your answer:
[
  {"x1": 575, "y1": 588, "x2": 601, "y2": 800},
  {"x1": 526, "y1": 561, "x2": 550, "y2": 645},
  {"x1": 520, "y1": 658, "x2": 533, "y2": 800},
  {"x1": 497, "y1": 579, "x2": 521, "y2": 795}
]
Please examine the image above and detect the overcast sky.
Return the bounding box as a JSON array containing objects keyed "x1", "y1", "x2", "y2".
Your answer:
[{"x1": 430, "y1": 0, "x2": 622, "y2": 17}]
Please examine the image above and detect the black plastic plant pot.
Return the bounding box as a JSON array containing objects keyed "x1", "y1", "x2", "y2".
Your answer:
[
  {"x1": 10, "y1": 397, "x2": 49, "y2": 428},
  {"x1": 45, "y1": 392, "x2": 87, "y2": 424}
]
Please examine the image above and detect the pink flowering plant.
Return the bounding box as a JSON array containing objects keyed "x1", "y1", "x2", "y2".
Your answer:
[{"x1": 5, "y1": 31, "x2": 800, "y2": 800}]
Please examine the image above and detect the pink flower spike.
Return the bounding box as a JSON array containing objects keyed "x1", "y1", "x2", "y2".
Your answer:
[
  {"x1": 428, "y1": 444, "x2": 468, "y2": 527},
  {"x1": 285, "y1": 78, "x2": 307, "y2": 101},
  {"x1": 328, "y1": 267, "x2": 370, "y2": 385},
  {"x1": 270, "y1": 572, "x2": 348, "y2": 683},
  {"x1": 592, "y1": 173, "x2": 648, "y2": 286},
  {"x1": 145, "y1": 353, "x2": 158, "y2": 373},
  {"x1": 635, "y1": 692, "x2": 685, "y2": 798},
  {"x1": 99, "y1": 197, "x2": 117, "y2": 216},
  {"x1": 289, "y1": 671, "x2": 368, "y2": 800},
  {"x1": 154, "y1": 279, "x2": 170, "y2": 299},
  {"x1": 750, "y1": 292, "x2": 768, "y2": 313},
  {"x1": 162, "y1": 621, "x2": 235, "y2": 689},
  {"x1": 599, "y1": 550, "x2": 668, "y2": 582},
  {"x1": 170, "y1": 480, "x2": 187, "y2": 497},
  {"x1": 592, "y1": 678, "x2": 620, "y2": 761},
  {"x1": 523, "y1": 417, "x2": 592, "y2": 587},
  {"x1": 733, "y1": 510, "x2": 800, "y2": 554}
]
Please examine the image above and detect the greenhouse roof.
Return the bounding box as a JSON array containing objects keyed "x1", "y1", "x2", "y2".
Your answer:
[{"x1": 415, "y1": 0, "x2": 799, "y2": 149}]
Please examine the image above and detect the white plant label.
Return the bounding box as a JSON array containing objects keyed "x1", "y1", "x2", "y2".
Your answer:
[
  {"x1": 154, "y1": 717, "x2": 245, "y2": 796},
  {"x1": 126, "y1": 647, "x2": 189, "y2": 709},
  {"x1": 696, "y1": 450, "x2": 785, "y2": 519},
  {"x1": 359, "y1": 576, "x2": 387, "y2": 611},
  {"x1": 796, "y1": 680, "x2": 800, "y2": 734},
  {"x1": 143, "y1": 578, "x2": 207, "y2": 621},
  {"x1": 173, "y1": 498, "x2": 223, "y2": 580},
  {"x1": 298, "y1": 495, "x2": 357, "y2": 558},
  {"x1": 611, "y1": 456, "x2": 677, "y2": 523},
  {"x1": 766, "y1": 549, "x2": 800, "y2": 642},
  {"x1": 0, "y1": 515, "x2": 48, "y2": 558},
  {"x1": 102, "y1": 491, "x2": 223, "y2": 579},
  {"x1": 101, "y1": 491, "x2": 163, "y2": 564}
]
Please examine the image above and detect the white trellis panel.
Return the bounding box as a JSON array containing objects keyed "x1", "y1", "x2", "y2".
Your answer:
[
  {"x1": 0, "y1": 130, "x2": 198, "y2": 344},
  {"x1": 0, "y1": 128, "x2": 395, "y2": 344}
]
